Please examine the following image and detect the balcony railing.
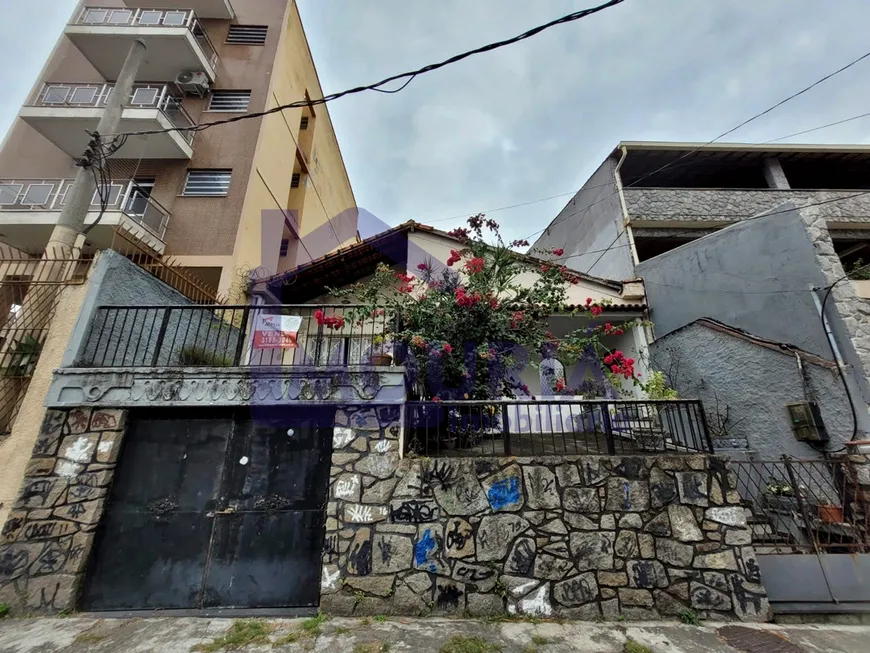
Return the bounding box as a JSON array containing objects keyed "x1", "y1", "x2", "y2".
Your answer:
[
  {"x1": 405, "y1": 399, "x2": 713, "y2": 456},
  {"x1": 73, "y1": 7, "x2": 218, "y2": 69},
  {"x1": 0, "y1": 179, "x2": 170, "y2": 239},
  {"x1": 31, "y1": 83, "x2": 195, "y2": 145},
  {"x1": 76, "y1": 304, "x2": 397, "y2": 368}
]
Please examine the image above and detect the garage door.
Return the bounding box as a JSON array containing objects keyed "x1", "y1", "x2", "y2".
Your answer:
[{"x1": 80, "y1": 407, "x2": 333, "y2": 610}]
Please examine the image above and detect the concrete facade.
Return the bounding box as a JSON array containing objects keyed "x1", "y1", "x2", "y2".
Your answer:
[{"x1": 650, "y1": 320, "x2": 854, "y2": 456}]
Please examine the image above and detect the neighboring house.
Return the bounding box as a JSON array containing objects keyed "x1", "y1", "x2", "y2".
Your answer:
[
  {"x1": 532, "y1": 141, "x2": 870, "y2": 281},
  {"x1": 649, "y1": 318, "x2": 853, "y2": 457},
  {"x1": 0, "y1": 0, "x2": 357, "y2": 295},
  {"x1": 534, "y1": 141, "x2": 870, "y2": 451},
  {"x1": 256, "y1": 220, "x2": 652, "y2": 399}
]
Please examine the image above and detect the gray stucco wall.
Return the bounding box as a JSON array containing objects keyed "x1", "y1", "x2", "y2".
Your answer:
[
  {"x1": 650, "y1": 322, "x2": 852, "y2": 459},
  {"x1": 65, "y1": 250, "x2": 240, "y2": 367},
  {"x1": 637, "y1": 208, "x2": 831, "y2": 357},
  {"x1": 532, "y1": 156, "x2": 634, "y2": 281}
]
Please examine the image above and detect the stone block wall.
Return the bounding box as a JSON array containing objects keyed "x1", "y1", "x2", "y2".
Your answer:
[
  {"x1": 321, "y1": 420, "x2": 770, "y2": 622},
  {"x1": 0, "y1": 407, "x2": 127, "y2": 614}
]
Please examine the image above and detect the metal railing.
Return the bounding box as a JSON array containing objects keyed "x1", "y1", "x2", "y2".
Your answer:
[
  {"x1": 77, "y1": 304, "x2": 396, "y2": 368},
  {"x1": 732, "y1": 457, "x2": 869, "y2": 554},
  {"x1": 0, "y1": 249, "x2": 93, "y2": 434},
  {"x1": 73, "y1": 7, "x2": 218, "y2": 69},
  {"x1": 0, "y1": 179, "x2": 170, "y2": 240},
  {"x1": 31, "y1": 83, "x2": 195, "y2": 144},
  {"x1": 405, "y1": 399, "x2": 713, "y2": 457}
]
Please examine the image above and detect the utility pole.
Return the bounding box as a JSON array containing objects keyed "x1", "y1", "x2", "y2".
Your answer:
[{"x1": 45, "y1": 38, "x2": 147, "y2": 257}]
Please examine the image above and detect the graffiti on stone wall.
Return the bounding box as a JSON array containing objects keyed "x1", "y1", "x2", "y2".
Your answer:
[{"x1": 390, "y1": 500, "x2": 438, "y2": 524}]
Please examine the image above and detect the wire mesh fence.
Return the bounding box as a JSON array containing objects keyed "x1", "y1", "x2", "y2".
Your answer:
[
  {"x1": 731, "y1": 457, "x2": 869, "y2": 554},
  {"x1": 404, "y1": 399, "x2": 712, "y2": 457}
]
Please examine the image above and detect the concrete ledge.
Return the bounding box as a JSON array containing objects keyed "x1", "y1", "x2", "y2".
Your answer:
[{"x1": 45, "y1": 366, "x2": 406, "y2": 408}]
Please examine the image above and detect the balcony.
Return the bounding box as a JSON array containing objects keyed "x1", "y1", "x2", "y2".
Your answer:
[
  {"x1": 65, "y1": 7, "x2": 218, "y2": 82},
  {"x1": 0, "y1": 179, "x2": 169, "y2": 254},
  {"x1": 123, "y1": 0, "x2": 234, "y2": 20},
  {"x1": 21, "y1": 83, "x2": 194, "y2": 159},
  {"x1": 623, "y1": 188, "x2": 870, "y2": 228}
]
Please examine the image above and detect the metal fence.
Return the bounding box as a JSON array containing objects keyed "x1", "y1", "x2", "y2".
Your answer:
[
  {"x1": 732, "y1": 457, "x2": 869, "y2": 554},
  {"x1": 0, "y1": 250, "x2": 93, "y2": 434},
  {"x1": 404, "y1": 399, "x2": 712, "y2": 457},
  {"x1": 77, "y1": 303, "x2": 395, "y2": 368}
]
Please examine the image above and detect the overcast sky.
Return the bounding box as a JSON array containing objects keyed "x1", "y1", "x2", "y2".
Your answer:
[{"x1": 3, "y1": 1, "x2": 870, "y2": 244}]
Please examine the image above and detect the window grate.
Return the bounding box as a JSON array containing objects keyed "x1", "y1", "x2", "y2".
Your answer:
[
  {"x1": 182, "y1": 170, "x2": 232, "y2": 197},
  {"x1": 280, "y1": 239, "x2": 289, "y2": 257},
  {"x1": 207, "y1": 90, "x2": 251, "y2": 112},
  {"x1": 291, "y1": 173, "x2": 302, "y2": 188},
  {"x1": 300, "y1": 116, "x2": 309, "y2": 130},
  {"x1": 226, "y1": 25, "x2": 268, "y2": 45}
]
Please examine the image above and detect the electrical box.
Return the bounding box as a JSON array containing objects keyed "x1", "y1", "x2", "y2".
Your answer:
[{"x1": 786, "y1": 401, "x2": 829, "y2": 442}]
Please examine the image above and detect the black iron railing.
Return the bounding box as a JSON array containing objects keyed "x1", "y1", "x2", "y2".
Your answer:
[
  {"x1": 77, "y1": 304, "x2": 395, "y2": 368},
  {"x1": 732, "y1": 457, "x2": 869, "y2": 554},
  {"x1": 405, "y1": 399, "x2": 712, "y2": 457}
]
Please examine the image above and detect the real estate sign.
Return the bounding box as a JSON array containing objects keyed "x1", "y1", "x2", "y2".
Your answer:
[{"x1": 253, "y1": 314, "x2": 302, "y2": 349}]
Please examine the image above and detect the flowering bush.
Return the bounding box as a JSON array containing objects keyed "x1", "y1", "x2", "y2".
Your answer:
[
  {"x1": 335, "y1": 215, "x2": 645, "y2": 400},
  {"x1": 314, "y1": 309, "x2": 344, "y2": 330}
]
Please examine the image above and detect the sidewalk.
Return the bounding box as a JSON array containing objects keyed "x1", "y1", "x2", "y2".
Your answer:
[{"x1": 1, "y1": 616, "x2": 869, "y2": 653}]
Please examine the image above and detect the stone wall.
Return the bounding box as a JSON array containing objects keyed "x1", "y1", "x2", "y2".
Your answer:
[
  {"x1": 624, "y1": 188, "x2": 870, "y2": 224},
  {"x1": 321, "y1": 414, "x2": 770, "y2": 621},
  {"x1": 0, "y1": 407, "x2": 127, "y2": 614}
]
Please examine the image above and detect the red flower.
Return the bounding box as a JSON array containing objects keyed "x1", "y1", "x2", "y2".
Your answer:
[
  {"x1": 590, "y1": 305, "x2": 603, "y2": 316},
  {"x1": 314, "y1": 309, "x2": 324, "y2": 323},
  {"x1": 552, "y1": 248, "x2": 564, "y2": 256},
  {"x1": 315, "y1": 310, "x2": 344, "y2": 329},
  {"x1": 540, "y1": 264, "x2": 550, "y2": 273},
  {"x1": 604, "y1": 323, "x2": 612, "y2": 332},
  {"x1": 447, "y1": 250, "x2": 462, "y2": 267},
  {"x1": 443, "y1": 343, "x2": 453, "y2": 354},
  {"x1": 489, "y1": 296, "x2": 499, "y2": 309},
  {"x1": 510, "y1": 311, "x2": 525, "y2": 328},
  {"x1": 555, "y1": 379, "x2": 565, "y2": 392},
  {"x1": 447, "y1": 227, "x2": 470, "y2": 240},
  {"x1": 417, "y1": 262, "x2": 429, "y2": 271},
  {"x1": 611, "y1": 365, "x2": 620, "y2": 374},
  {"x1": 431, "y1": 396, "x2": 441, "y2": 403},
  {"x1": 510, "y1": 239, "x2": 530, "y2": 248},
  {"x1": 465, "y1": 257, "x2": 485, "y2": 274},
  {"x1": 585, "y1": 297, "x2": 593, "y2": 306}
]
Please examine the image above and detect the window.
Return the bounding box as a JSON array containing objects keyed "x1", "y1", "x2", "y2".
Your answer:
[
  {"x1": 291, "y1": 173, "x2": 302, "y2": 188},
  {"x1": 300, "y1": 116, "x2": 309, "y2": 130},
  {"x1": 182, "y1": 170, "x2": 231, "y2": 196},
  {"x1": 280, "y1": 239, "x2": 289, "y2": 257},
  {"x1": 207, "y1": 90, "x2": 251, "y2": 112},
  {"x1": 226, "y1": 25, "x2": 268, "y2": 45}
]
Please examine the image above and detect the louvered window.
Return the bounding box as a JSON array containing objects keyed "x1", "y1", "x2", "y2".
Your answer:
[
  {"x1": 291, "y1": 173, "x2": 302, "y2": 188},
  {"x1": 226, "y1": 25, "x2": 267, "y2": 45},
  {"x1": 182, "y1": 170, "x2": 231, "y2": 196},
  {"x1": 280, "y1": 239, "x2": 289, "y2": 256},
  {"x1": 300, "y1": 116, "x2": 309, "y2": 130},
  {"x1": 207, "y1": 90, "x2": 251, "y2": 112}
]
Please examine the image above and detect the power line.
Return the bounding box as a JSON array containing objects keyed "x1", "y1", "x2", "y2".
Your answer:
[
  {"x1": 105, "y1": 0, "x2": 626, "y2": 142},
  {"x1": 519, "y1": 46, "x2": 870, "y2": 245},
  {"x1": 768, "y1": 110, "x2": 870, "y2": 143}
]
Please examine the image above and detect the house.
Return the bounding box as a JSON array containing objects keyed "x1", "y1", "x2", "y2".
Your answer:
[{"x1": 533, "y1": 141, "x2": 870, "y2": 454}]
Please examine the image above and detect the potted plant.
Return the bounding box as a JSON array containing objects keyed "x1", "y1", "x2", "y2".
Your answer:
[
  {"x1": 818, "y1": 503, "x2": 844, "y2": 524},
  {"x1": 762, "y1": 479, "x2": 801, "y2": 512},
  {"x1": 368, "y1": 335, "x2": 393, "y2": 366}
]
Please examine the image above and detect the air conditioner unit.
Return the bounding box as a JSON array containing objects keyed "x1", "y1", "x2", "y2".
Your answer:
[{"x1": 175, "y1": 71, "x2": 210, "y2": 96}]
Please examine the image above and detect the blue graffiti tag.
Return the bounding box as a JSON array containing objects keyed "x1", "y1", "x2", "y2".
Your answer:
[
  {"x1": 487, "y1": 476, "x2": 520, "y2": 510},
  {"x1": 414, "y1": 528, "x2": 437, "y2": 571}
]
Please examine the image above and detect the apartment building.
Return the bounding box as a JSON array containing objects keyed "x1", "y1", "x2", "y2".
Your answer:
[
  {"x1": 0, "y1": 0, "x2": 357, "y2": 295},
  {"x1": 534, "y1": 142, "x2": 870, "y2": 281}
]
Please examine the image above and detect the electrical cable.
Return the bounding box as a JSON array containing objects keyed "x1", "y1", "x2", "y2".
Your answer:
[
  {"x1": 518, "y1": 46, "x2": 870, "y2": 246},
  {"x1": 104, "y1": 0, "x2": 625, "y2": 143}
]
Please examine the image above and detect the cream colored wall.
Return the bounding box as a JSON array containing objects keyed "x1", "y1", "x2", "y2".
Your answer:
[
  {"x1": 0, "y1": 281, "x2": 87, "y2": 527},
  {"x1": 231, "y1": 0, "x2": 356, "y2": 297}
]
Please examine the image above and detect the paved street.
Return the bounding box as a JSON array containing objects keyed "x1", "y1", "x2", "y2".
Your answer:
[{"x1": 0, "y1": 617, "x2": 868, "y2": 653}]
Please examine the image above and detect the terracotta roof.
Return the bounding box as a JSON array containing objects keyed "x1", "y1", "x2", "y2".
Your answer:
[
  {"x1": 260, "y1": 220, "x2": 627, "y2": 303},
  {"x1": 658, "y1": 318, "x2": 837, "y2": 369}
]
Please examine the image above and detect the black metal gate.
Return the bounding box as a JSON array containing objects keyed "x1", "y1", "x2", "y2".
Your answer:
[{"x1": 80, "y1": 407, "x2": 333, "y2": 611}]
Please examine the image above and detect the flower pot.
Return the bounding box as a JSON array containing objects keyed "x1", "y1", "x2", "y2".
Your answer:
[
  {"x1": 818, "y1": 504, "x2": 844, "y2": 524},
  {"x1": 369, "y1": 354, "x2": 393, "y2": 366},
  {"x1": 762, "y1": 494, "x2": 799, "y2": 512}
]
